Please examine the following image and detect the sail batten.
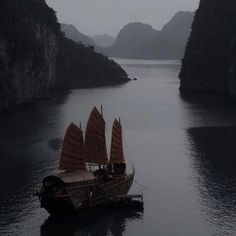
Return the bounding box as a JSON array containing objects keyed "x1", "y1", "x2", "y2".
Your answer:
[
  {"x1": 110, "y1": 119, "x2": 125, "y2": 164},
  {"x1": 84, "y1": 107, "x2": 108, "y2": 164},
  {"x1": 59, "y1": 123, "x2": 86, "y2": 171}
]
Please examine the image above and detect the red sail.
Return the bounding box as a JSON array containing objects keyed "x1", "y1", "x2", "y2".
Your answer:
[
  {"x1": 84, "y1": 107, "x2": 108, "y2": 164},
  {"x1": 59, "y1": 123, "x2": 86, "y2": 171},
  {"x1": 110, "y1": 119, "x2": 125, "y2": 164}
]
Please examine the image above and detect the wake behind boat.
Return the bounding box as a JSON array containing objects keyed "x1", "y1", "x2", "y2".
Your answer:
[{"x1": 35, "y1": 107, "x2": 136, "y2": 215}]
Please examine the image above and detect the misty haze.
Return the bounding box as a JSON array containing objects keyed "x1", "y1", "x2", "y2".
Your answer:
[{"x1": 1, "y1": 0, "x2": 236, "y2": 236}]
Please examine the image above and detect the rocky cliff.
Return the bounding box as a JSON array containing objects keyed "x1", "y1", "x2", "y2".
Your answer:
[
  {"x1": 179, "y1": 0, "x2": 236, "y2": 97},
  {"x1": 0, "y1": 0, "x2": 59, "y2": 110},
  {"x1": 0, "y1": 0, "x2": 129, "y2": 110}
]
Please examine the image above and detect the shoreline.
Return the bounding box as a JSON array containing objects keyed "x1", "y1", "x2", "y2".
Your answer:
[{"x1": 0, "y1": 78, "x2": 131, "y2": 114}]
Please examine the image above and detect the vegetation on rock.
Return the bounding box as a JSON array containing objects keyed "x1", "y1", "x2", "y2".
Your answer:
[
  {"x1": 0, "y1": 0, "x2": 129, "y2": 110},
  {"x1": 56, "y1": 33, "x2": 129, "y2": 88},
  {"x1": 179, "y1": 0, "x2": 236, "y2": 97}
]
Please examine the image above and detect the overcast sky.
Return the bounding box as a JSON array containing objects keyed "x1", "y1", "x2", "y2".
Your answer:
[{"x1": 46, "y1": 0, "x2": 199, "y2": 37}]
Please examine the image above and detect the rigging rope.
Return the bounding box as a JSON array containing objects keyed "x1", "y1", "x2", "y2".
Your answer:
[
  {"x1": 123, "y1": 132, "x2": 134, "y2": 169},
  {"x1": 123, "y1": 131, "x2": 149, "y2": 193},
  {"x1": 134, "y1": 180, "x2": 149, "y2": 194}
]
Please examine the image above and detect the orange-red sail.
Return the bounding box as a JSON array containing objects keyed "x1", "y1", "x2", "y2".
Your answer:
[
  {"x1": 84, "y1": 107, "x2": 108, "y2": 164},
  {"x1": 110, "y1": 119, "x2": 125, "y2": 164},
  {"x1": 59, "y1": 123, "x2": 86, "y2": 171}
]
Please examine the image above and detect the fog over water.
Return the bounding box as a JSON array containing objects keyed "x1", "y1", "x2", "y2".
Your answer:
[{"x1": 46, "y1": 0, "x2": 199, "y2": 36}]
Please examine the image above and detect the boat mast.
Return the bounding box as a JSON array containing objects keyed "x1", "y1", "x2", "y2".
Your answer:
[{"x1": 101, "y1": 105, "x2": 103, "y2": 117}]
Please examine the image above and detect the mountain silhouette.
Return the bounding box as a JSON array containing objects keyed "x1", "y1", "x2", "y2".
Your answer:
[
  {"x1": 91, "y1": 34, "x2": 115, "y2": 47},
  {"x1": 101, "y1": 11, "x2": 194, "y2": 59},
  {"x1": 61, "y1": 23, "x2": 96, "y2": 46}
]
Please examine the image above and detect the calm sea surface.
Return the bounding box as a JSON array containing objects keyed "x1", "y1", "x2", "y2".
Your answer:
[{"x1": 1, "y1": 58, "x2": 236, "y2": 235}]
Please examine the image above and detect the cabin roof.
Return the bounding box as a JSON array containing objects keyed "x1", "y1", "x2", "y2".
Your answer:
[{"x1": 56, "y1": 170, "x2": 96, "y2": 183}]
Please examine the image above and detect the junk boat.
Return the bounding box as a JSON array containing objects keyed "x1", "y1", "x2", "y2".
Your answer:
[{"x1": 35, "y1": 107, "x2": 135, "y2": 214}]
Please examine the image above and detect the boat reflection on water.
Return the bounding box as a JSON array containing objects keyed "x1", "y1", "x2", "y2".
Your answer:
[
  {"x1": 41, "y1": 207, "x2": 143, "y2": 236},
  {"x1": 187, "y1": 127, "x2": 236, "y2": 228}
]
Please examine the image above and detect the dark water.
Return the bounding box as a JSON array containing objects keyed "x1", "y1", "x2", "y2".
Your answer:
[{"x1": 1, "y1": 58, "x2": 236, "y2": 235}]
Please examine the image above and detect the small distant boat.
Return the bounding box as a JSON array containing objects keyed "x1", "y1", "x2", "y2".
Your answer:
[{"x1": 35, "y1": 107, "x2": 135, "y2": 215}]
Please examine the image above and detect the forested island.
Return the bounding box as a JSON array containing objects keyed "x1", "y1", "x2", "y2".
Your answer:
[{"x1": 0, "y1": 0, "x2": 129, "y2": 111}]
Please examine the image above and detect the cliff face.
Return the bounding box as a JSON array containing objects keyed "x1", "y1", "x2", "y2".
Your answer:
[
  {"x1": 0, "y1": 0, "x2": 59, "y2": 110},
  {"x1": 0, "y1": 0, "x2": 130, "y2": 111},
  {"x1": 179, "y1": 0, "x2": 236, "y2": 97}
]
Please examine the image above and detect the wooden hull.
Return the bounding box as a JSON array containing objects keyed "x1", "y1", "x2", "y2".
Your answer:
[{"x1": 40, "y1": 172, "x2": 134, "y2": 215}]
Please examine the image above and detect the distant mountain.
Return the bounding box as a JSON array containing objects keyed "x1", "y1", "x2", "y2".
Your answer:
[
  {"x1": 61, "y1": 11, "x2": 194, "y2": 60},
  {"x1": 161, "y1": 11, "x2": 194, "y2": 57},
  {"x1": 135, "y1": 33, "x2": 181, "y2": 59},
  {"x1": 91, "y1": 34, "x2": 115, "y2": 47},
  {"x1": 102, "y1": 22, "x2": 159, "y2": 58},
  {"x1": 101, "y1": 11, "x2": 194, "y2": 60},
  {"x1": 61, "y1": 23, "x2": 95, "y2": 46}
]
